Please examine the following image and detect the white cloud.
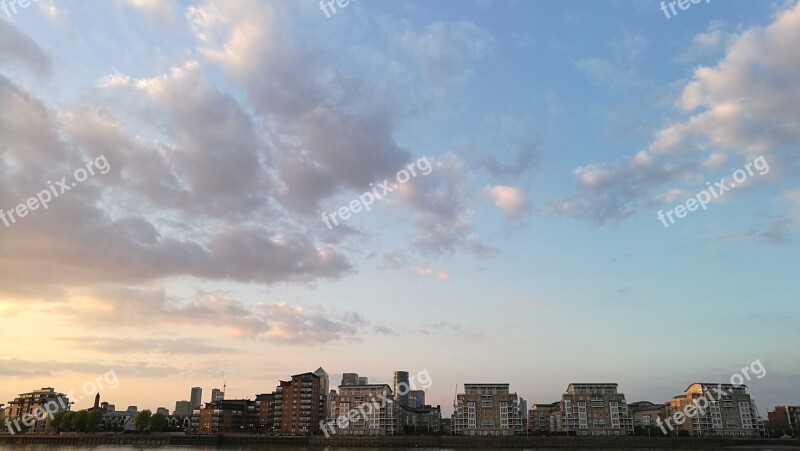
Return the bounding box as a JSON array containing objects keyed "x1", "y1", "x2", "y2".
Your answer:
[{"x1": 486, "y1": 185, "x2": 527, "y2": 218}]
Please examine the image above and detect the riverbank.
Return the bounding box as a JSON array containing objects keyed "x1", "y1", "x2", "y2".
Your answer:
[{"x1": 1, "y1": 434, "x2": 799, "y2": 448}]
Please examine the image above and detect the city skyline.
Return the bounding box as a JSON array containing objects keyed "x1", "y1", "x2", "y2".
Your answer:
[{"x1": 1, "y1": 0, "x2": 799, "y2": 422}]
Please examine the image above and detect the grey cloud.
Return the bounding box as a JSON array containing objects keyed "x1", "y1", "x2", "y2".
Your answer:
[{"x1": 0, "y1": 20, "x2": 52, "y2": 79}]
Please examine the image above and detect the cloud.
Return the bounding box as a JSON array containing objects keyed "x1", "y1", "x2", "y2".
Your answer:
[
  {"x1": 409, "y1": 266, "x2": 450, "y2": 280},
  {"x1": 553, "y1": 2, "x2": 800, "y2": 225},
  {"x1": 0, "y1": 20, "x2": 52, "y2": 79},
  {"x1": 393, "y1": 154, "x2": 496, "y2": 257},
  {"x1": 62, "y1": 337, "x2": 236, "y2": 356},
  {"x1": 674, "y1": 20, "x2": 739, "y2": 64},
  {"x1": 486, "y1": 185, "x2": 527, "y2": 218},
  {"x1": 57, "y1": 288, "x2": 377, "y2": 346},
  {"x1": 0, "y1": 358, "x2": 180, "y2": 378},
  {"x1": 393, "y1": 20, "x2": 494, "y2": 90}
]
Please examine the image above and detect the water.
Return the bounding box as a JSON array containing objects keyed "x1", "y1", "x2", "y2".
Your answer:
[{"x1": 2, "y1": 447, "x2": 781, "y2": 451}]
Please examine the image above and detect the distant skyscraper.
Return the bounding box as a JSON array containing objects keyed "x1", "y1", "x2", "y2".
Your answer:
[
  {"x1": 394, "y1": 371, "x2": 410, "y2": 407},
  {"x1": 341, "y1": 372, "x2": 368, "y2": 386},
  {"x1": 211, "y1": 388, "x2": 224, "y2": 402},
  {"x1": 409, "y1": 390, "x2": 425, "y2": 408},
  {"x1": 190, "y1": 387, "x2": 202, "y2": 410},
  {"x1": 174, "y1": 400, "x2": 192, "y2": 417}
]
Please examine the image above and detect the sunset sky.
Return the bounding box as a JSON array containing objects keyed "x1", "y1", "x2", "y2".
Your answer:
[{"x1": 1, "y1": 0, "x2": 798, "y2": 416}]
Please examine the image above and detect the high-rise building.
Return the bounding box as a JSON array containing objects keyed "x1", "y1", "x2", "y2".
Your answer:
[
  {"x1": 273, "y1": 371, "x2": 326, "y2": 434},
  {"x1": 314, "y1": 367, "x2": 331, "y2": 418},
  {"x1": 255, "y1": 393, "x2": 276, "y2": 433},
  {"x1": 175, "y1": 400, "x2": 192, "y2": 417},
  {"x1": 341, "y1": 373, "x2": 368, "y2": 386},
  {"x1": 668, "y1": 383, "x2": 764, "y2": 437},
  {"x1": 452, "y1": 383, "x2": 523, "y2": 436},
  {"x1": 556, "y1": 383, "x2": 633, "y2": 436},
  {"x1": 156, "y1": 407, "x2": 169, "y2": 416},
  {"x1": 190, "y1": 387, "x2": 203, "y2": 410},
  {"x1": 393, "y1": 371, "x2": 410, "y2": 408},
  {"x1": 408, "y1": 390, "x2": 426, "y2": 409},
  {"x1": 330, "y1": 384, "x2": 399, "y2": 435},
  {"x1": 211, "y1": 388, "x2": 224, "y2": 402}
]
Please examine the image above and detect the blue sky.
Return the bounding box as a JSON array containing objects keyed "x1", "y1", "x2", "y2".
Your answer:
[{"x1": 0, "y1": 0, "x2": 798, "y2": 415}]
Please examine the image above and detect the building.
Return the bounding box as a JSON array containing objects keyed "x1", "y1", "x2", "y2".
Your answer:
[
  {"x1": 211, "y1": 388, "x2": 224, "y2": 402},
  {"x1": 196, "y1": 399, "x2": 257, "y2": 435},
  {"x1": 408, "y1": 390, "x2": 426, "y2": 409},
  {"x1": 528, "y1": 402, "x2": 559, "y2": 433},
  {"x1": 668, "y1": 383, "x2": 764, "y2": 437},
  {"x1": 330, "y1": 384, "x2": 399, "y2": 435},
  {"x1": 273, "y1": 371, "x2": 326, "y2": 434},
  {"x1": 393, "y1": 371, "x2": 411, "y2": 408},
  {"x1": 556, "y1": 383, "x2": 633, "y2": 436},
  {"x1": 328, "y1": 390, "x2": 338, "y2": 418},
  {"x1": 440, "y1": 417, "x2": 452, "y2": 435},
  {"x1": 628, "y1": 401, "x2": 669, "y2": 432},
  {"x1": 100, "y1": 406, "x2": 138, "y2": 432},
  {"x1": 314, "y1": 367, "x2": 331, "y2": 421},
  {"x1": 768, "y1": 405, "x2": 800, "y2": 435},
  {"x1": 341, "y1": 373, "x2": 369, "y2": 386},
  {"x1": 255, "y1": 393, "x2": 276, "y2": 433},
  {"x1": 519, "y1": 397, "x2": 528, "y2": 430},
  {"x1": 3, "y1": 388, "x2": 70, "y2": 433},
  {"x1": 190, "y1": 387, "x2": 203, "y2": 410},
  {"x1": 175, "y1": 400, "x2": 192, "y2": 418},
  {"x1": 452, "y1": 383, "x2": 523, "y2": 436},
  {"x1": 156, "y1": 407, "x2": 169, "y2": 416},
  {"x1": 400, "y1": 404, "x2": 442, "y2": 433}
]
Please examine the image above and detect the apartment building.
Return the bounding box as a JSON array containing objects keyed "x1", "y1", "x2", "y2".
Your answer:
[
  {"x1": 452, "y1": 383, "x2": 523, "y2": 436},
  {"x1": 768, "y1": 405, "x2": 799, "y2": 435},
  {"x1": 628, "y1": 401, "x2": 669, "y2": 431},
  {"x1": 668, "y1": 383, "x2": 764, "y2": 437},
  {"x1": 273, "y1": 371, "x2": 326, "y2": 434},
  {"x1": 331, "y1": 384, "x2": 399, "y2": 435},
  {"x1": 196, "y1": 399, "x2": 257, "y2": 435},
  {"x1": 557, "y1": 383, "x2": 633, "y2": 436},
  {"x1": 255, "y1": 393, "x2": 276, "y2": 433},
  {"x1": 399, "y1": 404, "x2": 442, "y2": 433},
  {"x1": 2, "y1": 388, "x2": 70, "y2": 433},
  {"x1": 528, "y1": 402, "x2": 559, "y2": 433}
]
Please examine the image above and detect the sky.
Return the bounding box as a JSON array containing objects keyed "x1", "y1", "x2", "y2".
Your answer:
[{"x1": 0, "y1": 0, "x2": 798, "y2": 417}]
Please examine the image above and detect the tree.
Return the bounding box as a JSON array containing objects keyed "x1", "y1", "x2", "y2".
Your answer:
[
  {"x1": 71, "y1": 410, "x2": 89, "y2": 432},
  {"x1": 149, "y1": 413, "x2": 168, "y2": 433},
  {"x1": 60, "y1": 411, "x2": 75, "y2": 432},
  {"x1": 50, "y1": 411, "x2": 67, "y2": 432},
  {"x1": 134, "y1": 410, "x2": 152, "y2": 432},
  {"x1": 86, "y1": 410, "x2": 103, "y2": 432}
]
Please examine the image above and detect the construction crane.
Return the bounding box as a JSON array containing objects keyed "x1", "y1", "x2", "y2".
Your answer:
[{"x1": 222, "y1": 370, "x2": 227, "y2": 398}]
